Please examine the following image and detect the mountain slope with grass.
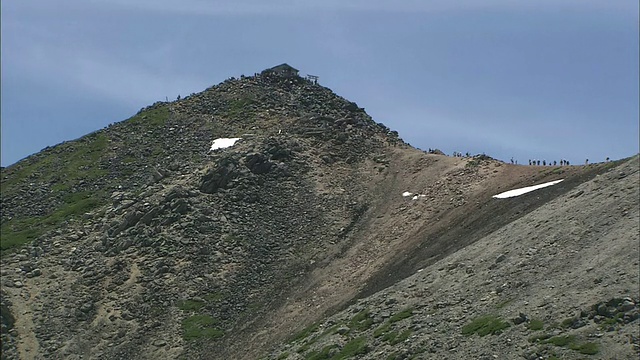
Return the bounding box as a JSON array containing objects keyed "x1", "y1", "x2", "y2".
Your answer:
[{"x1": 1, "y1": 68, "x2": 638, "y2": 360}]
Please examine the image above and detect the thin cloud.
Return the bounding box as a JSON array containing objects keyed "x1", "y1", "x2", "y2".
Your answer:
[
  {"x1": 9, "y1": 39, "x2": 206, "y2": 107},
  {"x1": 12, "y1": 0, "x2": 635, "y2": 17},
  {"x1": 378, "y1": 104, "x2": 558, "y2": 154}
]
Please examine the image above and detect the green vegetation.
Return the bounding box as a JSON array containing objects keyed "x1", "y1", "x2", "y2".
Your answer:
[
  {"x1": 374, "y1": 307, "x2": 415, "y2": 340},
  {"x1": 461, "y1": 315, "x2": 510, "y2": 336},
  {"x1": 204, "y1": 292, "x2": 225, "y2": 302},
  {"x1": 182, "y1": 315, "x2": 224, "y2": 341},
  {"x1": 465, "y1": 158, "x2": 483, "y2": 168},
  {"x1": 1, "y1": 130, "x2": 112, "y2": 254},
  {"x1": 373, "y1": 322, "x2": 392, "y2": 338},
  {"x1": 599, "y1": 313, "x2": 623, "y2": 330},
  {"x1": 2, "y1": 132, "x2": 109, "y2": 193},
  {"x1": 0, "y1": 104, "x2": 175, "y2": 255},
  {"x1": 529, "y1": 334, "x2": 599, "y2": 355},
  {"x1": 334, "y1": 337, "x2": 368, "y2": 359},
  {"x1": 178, "y1": 299, "x2": 206, "y2": 312},
  {"x1": 528, "y1": 319, "x2": 544, "y2": 331},
  {"x1": 1, "y1": 191, "x2": 102, "y2": 253},
  {"x1": 389, "y1": 308, "x2": 414, "y2": 323},
  {"x1": 560, "y1": 317, "x2": 577, "y2": 328},
  {"x1": 305, "y1": 344, "x2": 339, "y2": 360},
  {"x1": 303, "y1": 337, "x2": 368, "y2": 360},
  {"x1": 528, "y1": 333, "x2": 551, "y2": 343},
  {"x1": 292, "y1": 322, "x2": 320, "y2": 342},
  {"x1": 348, "y1": 309, "x2": 374, "y2": 332},
  {"x1": 129, "y1": 106, "x2": 169, "y2": 127},
  {"x1": 297, "y1": 343, "x2": 311, "y2": 354},
  {"x1": 545, "y1": 335, "x2": 575, "y2": 347},
  {"x1": 276, "y1": 352, "x2": 290, "y2": 360},
  {"x1": 570, "y1": 342, "x2": 599, "y2": 355},
  {"x1": 226, "y1": 96, "x2": 256, "y2": 120},
  {"x1": 382, "y1": 329, "x2": 412, "y2": 345}
]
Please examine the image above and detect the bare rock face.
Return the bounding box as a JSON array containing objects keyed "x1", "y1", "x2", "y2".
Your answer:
[
  {"x1": 1, "y1": 69, "x2": 638, "y2": 360},
  {"x1": 200, "y1": 157, "x2": 241, "y2": 194}
]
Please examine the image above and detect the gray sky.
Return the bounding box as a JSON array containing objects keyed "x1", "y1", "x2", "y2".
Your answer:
[{"x1": 2, "y1": 0, "x2": 638, "y2": 166}]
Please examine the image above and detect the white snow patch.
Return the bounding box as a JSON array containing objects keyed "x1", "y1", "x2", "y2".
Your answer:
[
  {"x1": 404, "y1": 192, "x2": 427, "y2": 200},
  {"x1": 492, "y1": 179, "x2": 564, "y2": 199},
  {"x1": 210, "y1": 137, "x2": 241, "y2": 151}
]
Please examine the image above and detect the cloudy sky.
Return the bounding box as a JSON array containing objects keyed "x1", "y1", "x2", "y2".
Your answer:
[{"x1": 2, "y1": 0, "x2": 638, "y2": 166}]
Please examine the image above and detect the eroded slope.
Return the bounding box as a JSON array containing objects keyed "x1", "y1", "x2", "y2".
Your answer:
[{"x1": 266, "y1": 156, "x2": 639, "y2": 360}]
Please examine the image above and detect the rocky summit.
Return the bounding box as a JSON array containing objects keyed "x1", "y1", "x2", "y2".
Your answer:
[{"x1": 1, "y1": 67, "x2": 638, "y2": 360}]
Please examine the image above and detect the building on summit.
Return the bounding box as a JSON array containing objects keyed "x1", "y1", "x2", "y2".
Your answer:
[{"x1": 262, "y1": 63, "x2": 299, "y2": 77}]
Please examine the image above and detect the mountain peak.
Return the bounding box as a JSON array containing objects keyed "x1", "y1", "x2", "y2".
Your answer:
[{"x1": 1, "y1": 67, "x2": 637, "y2": 360}]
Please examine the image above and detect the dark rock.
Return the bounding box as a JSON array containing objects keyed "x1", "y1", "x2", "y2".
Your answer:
[
  {"x1": 596, "y1": 303, "x2": 611, "y2": 317},
  {"x1": 172, "y1": 199, "x2": 190, "y2": 214},
  {"x1": 245, "y1": 153, "x2": 274, "y2": 174},
  {"x1": 571, "y1": 318, "x2": 587, "y2": 329},
  {"x1": 200, "y1": 160, "x2": 239, "y2": 193},
  {"x1": 139, "y1": 207, "x2": 160, "y2": 225},
  {"x1": 512, "y1": 313, "x2": 528, "y2": 325},
  {"x1": 570, "y1": 190, "x2": 584, "y2": 198},
  {"x1": 80, "y1": 302, "x2": 93, "y2": 313},
  {"x1": 618, "y1": 299, "x2": 636, "y2": 312}
]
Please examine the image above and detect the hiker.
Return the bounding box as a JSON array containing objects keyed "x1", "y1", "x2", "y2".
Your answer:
[
  {"x1": 553, "y1": 160, "x2": 557, "y2": 166},
  {"x1": 585, "y1": 159, "x2": 589, "y2": 165},
  {"x1": 529, "y1": 159, "x2": 532, "y2": 166},
  {"x1": 537, "y1": 160, "x2": 540, "y2": 166},
  {"x1": 543, "y1": 160, "x2": 546, "y2": 166},
  {"x1": 510, "y1": 157, "x2": 514, "y2": 164}
]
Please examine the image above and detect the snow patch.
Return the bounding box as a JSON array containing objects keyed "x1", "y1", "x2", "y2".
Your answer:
[
  {"x1": 492, "y1": 179, "x2": 564, "y2": 199},
  {"x1": 210, "y1": 138, "x2": 241, "y2": 151},
  {"x1": 403, "y1": 192, "x2": 427, "y2": 200}
]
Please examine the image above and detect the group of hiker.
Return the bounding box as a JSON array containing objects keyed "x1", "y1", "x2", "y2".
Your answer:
[
  {"x1": 525, "y1": 159, "x2": 568, "y2": 166},
  {"x1": 426, "y1": 148, "x2": 608, "y2": 167},
  {"x1": 522, "y1": 158, "x2": 610, "y2": 166}
]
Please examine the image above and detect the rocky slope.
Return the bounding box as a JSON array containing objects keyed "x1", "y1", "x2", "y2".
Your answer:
[
  {"x1": 1, "y1": 68, "x2": 638, "y2": 360},
  {"x1": 265, "y1": 156, "x2": 640, "y2": 360}
]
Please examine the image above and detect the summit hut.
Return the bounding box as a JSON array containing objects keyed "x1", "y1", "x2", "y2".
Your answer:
[{"x1": 262, "y1": 63, "x2": 299, "y2": 78}]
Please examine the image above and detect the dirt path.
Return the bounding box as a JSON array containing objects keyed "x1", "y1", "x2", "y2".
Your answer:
[{"x1": 8, "y1": 281, "x2": 42, "y2": 360}]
